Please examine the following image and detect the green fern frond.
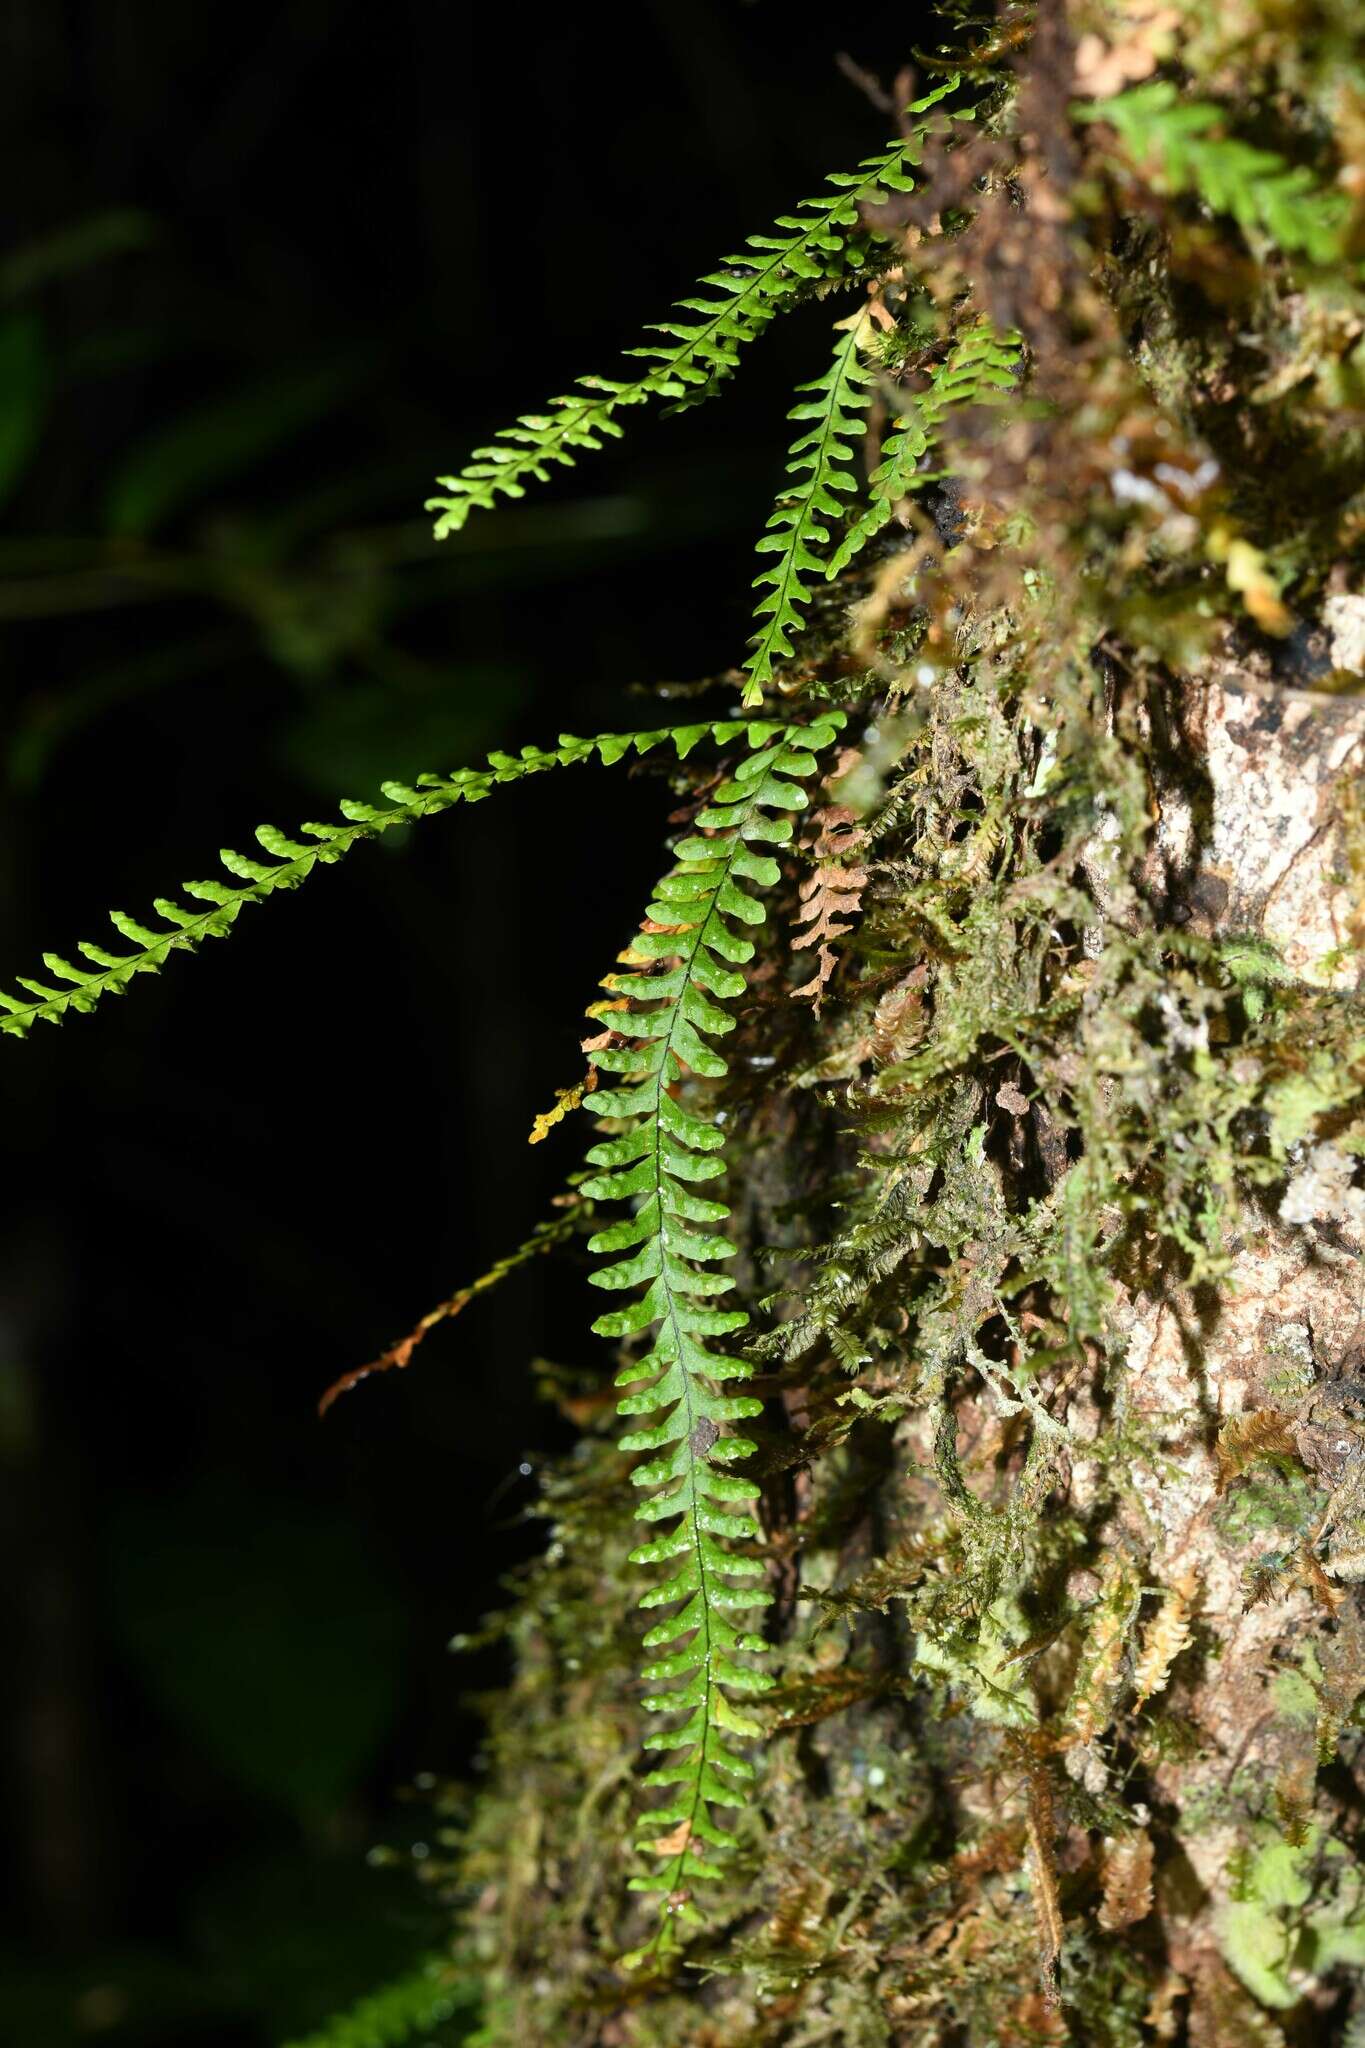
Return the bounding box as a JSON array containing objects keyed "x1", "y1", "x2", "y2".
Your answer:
[
  {"x1": 0, "y1": 720, "x2": 788, "y2": 1039},
  {"x1": 425, "y1": 80, "x2": 963, "y2": 541},
  {"x1": 741, "y1": 317, "x2": 876, "y2": 703},
  {"x1": 280, "y1": 1960, "x2": 473, "y2": 2048},
  {"x1": 579, "y1": 712, "x2": 843, "y2": 1961},
  {"x1": 1080, "y1": 82, "x2": 1347, "y2": 263},
  {"x1": 828, "y1": 319, "x2": 1022, "y2": 577}
]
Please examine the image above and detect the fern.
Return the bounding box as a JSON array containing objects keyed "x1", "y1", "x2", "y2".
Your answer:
[
  {"x1": 280, "y1": 1960, "x2": 473, "y2": 2048},
  {"x1": 828, "y1": 318, "x2": 1022, "y2": 576},
  {"x1": 1080, "y1": 82, "x2": 1347, "y2": 262},
  {"x1": 579, "y1": 712, "x2": 844, "y2": 1959},
  {"x1": 424, "y1": 81, "x2": 961, "y2": 541},
  {"x1": 317, "y1": 1205, "x2": 578, "y2": 1416},
  {"x1": 741, "y1": 316, "x2": 876, "y2": 702},
  {"x1": 0, "y1": 719, "x2": 791, "y2": 1038}
]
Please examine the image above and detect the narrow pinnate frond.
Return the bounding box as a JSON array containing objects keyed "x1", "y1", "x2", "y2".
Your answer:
[
  {"x1": 828, "y1": 319, "x2": 1023, "y2": 576},
  {"x1": 1080, "y1": 82, "x2": 1347, "y2": 262},
  {"x1": 580, "y1": 713, "x2": 844, "y2": 1960},
  {"x1": 0, "y1": 719, "x2": 785, "y2": 1039},
  {"x1": 425, "y1": 81, "x2": 962, "y2": 540},
  {"x1": 741, "y1": 318, "x2": 876, "y2": 704}
]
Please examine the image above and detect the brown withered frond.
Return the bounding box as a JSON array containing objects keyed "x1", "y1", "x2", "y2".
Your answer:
[
  {"x1": 1143, "y1": 1971, "x2": 1187, "y2": 2043},
  {"x1": 1215, "y1": 1409, "x2": 1299, "y2": 1493},
  {"x1": 1097, "y1": 1828, "x2": 1155, "y2": 1931},
  {"x1": 792, "y1": 805, "x2": 867, "y2": 1012},
  {"x1": 317, "y1": 1206, "x2": 577, "y2": 1415},
  {"x1": 762, "y1": 1663, "x2": 891, "y2": 1733}
]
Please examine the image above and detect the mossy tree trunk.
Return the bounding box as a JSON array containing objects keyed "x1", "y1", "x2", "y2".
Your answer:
[{"x1": 418, "y1": 9, "x2": 1365, "y2": 2044}]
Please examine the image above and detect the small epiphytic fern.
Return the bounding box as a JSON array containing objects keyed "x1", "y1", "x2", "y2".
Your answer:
[
  {"x1": 1080, "y1": 82, "x2": 1347, "y2": 262},
  {"x1": 579, "y1": 714, "x2": 844, "y2": 1958},
  {"x1": 280, "y1": 1960, "x2": 473, "y2": 2048},
  {"x1": 424, "y1": 81, "x2": 962, "y2": 540},
  {"x1": 828, "y1": 318, "x2": 1023, "y2": 576},
  {"x1": 0, "y1": 719, "x2": 778, "y2": 1038},
  {"x1": 742, "y1": 316, "x2": 876, "y2": 699}
]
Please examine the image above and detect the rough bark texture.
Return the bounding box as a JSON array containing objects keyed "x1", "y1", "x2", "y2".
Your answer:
[{"x1": 406, "y1": 9, "x2": 1365, "y2": 2044}]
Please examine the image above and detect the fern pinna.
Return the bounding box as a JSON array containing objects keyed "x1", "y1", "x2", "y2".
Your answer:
[
  {"x1": 424, "y1": 81, "x2": 960, "y2": 543},
  {"x1": 581, "y1": 715, "x2": 842, "y2": 1957}
]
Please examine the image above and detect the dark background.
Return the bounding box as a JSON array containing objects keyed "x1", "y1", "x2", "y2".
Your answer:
[{"x1": 1, "y1": 7, "x2": 927, "y2": 2041}]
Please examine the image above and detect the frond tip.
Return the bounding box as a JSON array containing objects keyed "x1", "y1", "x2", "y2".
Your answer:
[
  {"x1": 426, "y1": 81, "x2": 962, "y2": 540},
  {"x1": 0, "y1": 718, "x2": 786, "y2": 1040},
  {"x1": 742, "y1": 317, "x2": 875, "y2": 703},
  {"x1": 579, "y1": 713, "x2": 844, "y2": 1960}
]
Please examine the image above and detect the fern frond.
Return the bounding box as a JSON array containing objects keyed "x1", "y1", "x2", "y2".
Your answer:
[
  {"x1": 1098, "y1": 1827, "x2": 1155, "y2": 1933},
  {"x1": 791, "y1": 803, "x2": 867, "y2": 1011},
  {"x1": 0, "y1": 718, "x2": 785, "y2": 1039},
  {"x1": 579, "y1": 712, "x2": 845, "y2": 1959},
  {"x1": 280, "y1": 1960, "x2": 473, "y2": 2048},
  {"x1": 741, "y1": 316, "x2": 876, "y2": 702},
  {"x1": 425, "y1": 81, "x2": 962, "y2": 540},
  {"x1": 1080, "y1": 82, "x2": 1347, "y2": 263},
  {"x1": 828, "y1": 319, "x2": 1022, "y2": 577},
  {"x1": 317, "y1": 1205, "x2": 579, "y2": 1416}
]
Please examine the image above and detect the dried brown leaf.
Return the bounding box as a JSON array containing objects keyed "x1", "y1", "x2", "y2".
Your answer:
[
  {"x1": 1143, "y1": 1970, "x2": 1187, "y2": 2042},
  {"x1": 1299, "y1": 1543, "x2": 1344, "y2": 1614}
]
